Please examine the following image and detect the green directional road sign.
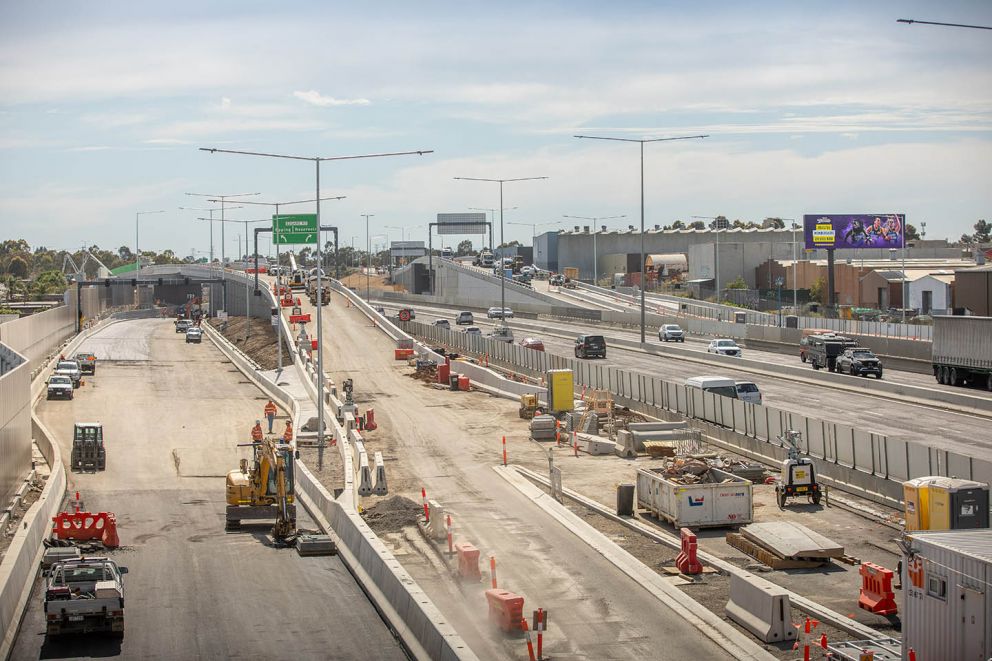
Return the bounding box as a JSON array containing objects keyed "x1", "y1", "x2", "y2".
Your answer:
[{"x1": 273, "y1": 213, "x2": 318, "y2": 245}]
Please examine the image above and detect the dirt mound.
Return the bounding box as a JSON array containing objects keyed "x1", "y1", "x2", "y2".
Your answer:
[
  {"x1": 208, "y1": 316, "x2": 283, "y2": 370},
  {"x1": 361, "y1": 495, "x2": 422, "y2": 533}
]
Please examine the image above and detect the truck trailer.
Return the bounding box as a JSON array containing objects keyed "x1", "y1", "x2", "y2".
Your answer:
[{"x1": 932, "y1": 315, "x2": 992, "y2": 390}]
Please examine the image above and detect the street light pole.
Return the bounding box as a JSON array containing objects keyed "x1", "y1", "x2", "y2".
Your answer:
[
  {"x1": 135, "y1": 210, "x2": 165, "y2": 296},
  {"x1": 470, "y1": 207, "x2": 517, "y2": 251},
  {"x1": 576, "y1": 133, "x2": 708, "y2": 343},
  {"x1": 562, "y1": 215, "x2": 626, "y2": 284},
  {"x1": 186, "y1": 192, "x2": 260, "y2": 312},
  {"x1": 363, "y1": 214, "x2": 375, "y2": 301},
  {"x1": 457, "y1": 179, "x2": 548, "y2": 326}
]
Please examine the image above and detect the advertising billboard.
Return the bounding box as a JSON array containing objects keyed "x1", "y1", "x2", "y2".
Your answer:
[{"x1": 803, "y1": 214, "x2": 904, "y2": 250}]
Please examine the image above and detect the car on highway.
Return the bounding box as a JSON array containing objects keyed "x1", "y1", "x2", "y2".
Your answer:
[
  {"x1": 455, "y1": 311, "x2": 474, "y2": 325},
  {"x1": 487, "y1": 307, "x2": 514, "y2": 319},
  {"x1": 574, "y1": 334, "x2": 606, "y2": 359},
  {"x1": 488, "y1": 327, "x2": 514, "y2": 343},
  {"x1": 55, "y1": 360, "x2": 82, "y2": 388},
  {"x1": 74, "y1": 352, "x2": 97, "y2": 375},
  {"x1": 176, "y1": 319, "x2": 192, "y2": 333},
  {"x1": 707, "y1": 339, "x2": 742, "y2": 357},
  {"x1": 46, "y1": 375, "x2": 74, "y2": 400},
  {"x1": 734, "y1": 380, "x2": 763, "y2": 404},
  {"x1": 685, "y1": 376, "x2": 762, "y2": 404},
  {"x1": 185, "y1": 327, "x2": 203, "y2": 344},
  {"x1": 659, "y1": 324, "x2": 685, "y2": 342},
  {"x1": 836, "y1": 347, "x2": 884, "y2": 378},
  {"x1": 463, "y1": 326, "x2": 482, "y2": 336},
  {"x1": 520, "y1": 337, "x2": 545, "y2": 351},
  {"x1": 433, "y1": 319, "x2": 450, "y2": 329}
]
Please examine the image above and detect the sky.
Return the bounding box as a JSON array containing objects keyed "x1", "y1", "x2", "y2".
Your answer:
[{"x1": 1, "y1": 0, "x2": 990, "y2": 258}]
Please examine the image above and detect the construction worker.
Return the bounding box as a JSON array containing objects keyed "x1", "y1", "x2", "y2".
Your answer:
[
  {"x1": 283, "y1": 419, "x2": 294, "y2": 443},
  {"x1": 251, "y1": 420, "x2": 264, "y2": 442},
  {"x1": 263, "y1": 400, "x2": 278, "y2": 433}
]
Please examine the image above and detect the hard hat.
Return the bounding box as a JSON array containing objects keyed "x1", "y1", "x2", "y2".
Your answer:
[{"x1": 255, "y1": 419, "x2": 261, "y2": 424}]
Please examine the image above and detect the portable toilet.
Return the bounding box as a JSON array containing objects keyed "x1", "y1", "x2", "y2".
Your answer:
[
  {"x1": 903, "y1": 476, "x2": 940, "y2": 531},
  {"x1": 929, "y1": 478, "x2": 990, "y2": 531}
]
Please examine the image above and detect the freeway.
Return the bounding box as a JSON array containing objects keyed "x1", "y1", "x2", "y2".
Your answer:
[
  {"x1": 301, "y1": 290, "x2": 746, "y2": 660},
  {"x1": 376, "y1": 301, "x2": 992, "y2": 461},
  {"x1": 10, "y1": 319, "x2": 405, "y2": 660}
]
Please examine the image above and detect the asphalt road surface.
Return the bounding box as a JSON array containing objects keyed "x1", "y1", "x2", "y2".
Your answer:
[
  {"x1": 305, "y1": 291, "x2": 741, "y2": 661},
  {"x1": 11, "y1": 319, "x2": 405, "y2": 661},
  {"x1": 378, "y1": 301, "x2": 992, "y2": 461}
]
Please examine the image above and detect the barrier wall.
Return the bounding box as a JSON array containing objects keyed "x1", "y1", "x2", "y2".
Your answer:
[
  {"x1": 0, "y1": 345, "x2": 30, "y2": 507},
  {"x1": 405, "y1": 320, "x2": 992, "y2": 508},
  {"x1": 0, "y1": 303, "x2": 76, "y2": 368}
]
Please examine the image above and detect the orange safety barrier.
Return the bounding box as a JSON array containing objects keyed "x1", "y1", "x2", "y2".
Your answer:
[
  {"x1": 458, "y1": 375, "x2": 470, "y2": 390},
  {"x1": 486, "y1": 589, "x2": 524, "y2": 632},
  {"x1": 289, "y1": 314, "x2": 311, "y2": 324},
  {"x1": 675, "y1": 527, "x2": 703, "y2": 575},
  {"x1": 437, "y1": 363, "x2": 450, "y2": 384},
  {"x1": 280, "y1": 297, "x2": 295, "y2": 308},
  {"x1": 394, "y1": 348, "x2": 415, "y2": 360},
  {"x1": 364, "y1": 408, "x2": 377, "y2": 431},
  {"x1": 455, "y1": 542, "x2": 481, "y2": 581},
  {"x1": 858, "y1": 562, "x2": 898, "y2": 615},
  {"x1": 51, "y1": 511, "x2": 120, "y2": 548},
  {"x1": 310, "y1": 339, "x2": 319, "y2": 351}
]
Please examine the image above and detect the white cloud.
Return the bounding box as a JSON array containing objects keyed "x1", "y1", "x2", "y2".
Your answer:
[{"x1": 293, "y1": 90, "x2": 370, "y2": 107}]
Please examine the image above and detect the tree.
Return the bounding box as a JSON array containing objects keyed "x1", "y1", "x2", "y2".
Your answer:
[
  {"x1": 809, "y1": 276, "x2": 827, "y2": 305},
  {"x1": 670, "y1": 219, "x2": 686, "y2": 230},
  {"x1": 973, "y1": 219, "x2": 991, "y2": 244},
  {"x1": 905, "y1": 224, "x2": 921, "y2": 241},
  {"x1": 726, "y1": 276, "x2": 748, "y2": 290},
  {"x1": 456, "y1": 239, "x2": 474, "y2": 256},
  {"x1": 6, "y1": 255, "x2": 28, "y2": 278},
  {"x1": 710, "y1": 215, "x2": 729, "y2": 229},
  {"x1": 118, "y1": 246, "x2": 134, "y2": 262},
  {"x1": 762, "y1": 217, "x2": 785, "y2": 229},
  {"x1": 687, "y1": 221, "x2": 706, "y2": 230},
  {"x1": 30, "y1": 270, "x2": 68, "y2": 297}
]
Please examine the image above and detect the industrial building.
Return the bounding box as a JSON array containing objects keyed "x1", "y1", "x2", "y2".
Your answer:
[{"x1": 955, "y1": 264, "x2": 992, "y2": 316}]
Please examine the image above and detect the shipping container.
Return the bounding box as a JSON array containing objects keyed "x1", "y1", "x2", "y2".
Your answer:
[
  {"x1": 928, "y1": 478, "x2": 989, "y2": 531},
  {"x1": 902, "y1": 530, "x2": 991, "y2": 661},
  {"x1": 931, "y1": 315, "x2": 992, "y2": 390},
  {"x1": 636, "y1": 466, "x2": 753, "y2": 528}
]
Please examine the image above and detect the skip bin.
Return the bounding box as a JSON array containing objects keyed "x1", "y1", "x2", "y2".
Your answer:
[{"x1": 636, "y1": 467, "x2": 752, "y2": 528}]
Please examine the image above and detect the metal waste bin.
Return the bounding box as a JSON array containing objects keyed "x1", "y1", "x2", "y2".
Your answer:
[{"x1": 616, "y1": 483, "x2": 635, "y2": 516}]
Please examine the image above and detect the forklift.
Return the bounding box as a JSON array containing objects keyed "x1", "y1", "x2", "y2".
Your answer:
[
  {"x1": 70, "y1": 422, "x2": 106, "y2": 472},
  {"x1": 775, "y1": 430, "x2": 821, "y2": 508}
]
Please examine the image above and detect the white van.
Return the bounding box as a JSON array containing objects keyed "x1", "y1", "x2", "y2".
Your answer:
[{"x1": 685, "y1": 376, "x2": 762, "y2": 404}]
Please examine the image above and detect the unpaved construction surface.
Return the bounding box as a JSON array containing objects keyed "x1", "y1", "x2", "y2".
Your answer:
[
  {"x1": 208, "y1": 316, "x2": 284, "y2": 370},
  {"x1": 362, "y1": 495, "x2": 422, "y2": 534}
]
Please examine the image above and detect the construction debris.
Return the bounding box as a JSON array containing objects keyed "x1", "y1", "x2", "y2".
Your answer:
[
  {"x1": 530, "y1": 415, "x2": 557, "y2": 441},
  {"x1": 361, "y1": 495, "x2": 422, "y2": 534}
]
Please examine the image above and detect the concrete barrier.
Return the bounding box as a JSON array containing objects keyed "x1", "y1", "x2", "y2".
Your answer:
[{"x1": 725, "y1": 572, "x2": 797, "y2": 643}]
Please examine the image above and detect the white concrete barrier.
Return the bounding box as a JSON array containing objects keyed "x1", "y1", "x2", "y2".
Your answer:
[{"x1": 725, "y1": 572, "x2": 797, "y2": 643}]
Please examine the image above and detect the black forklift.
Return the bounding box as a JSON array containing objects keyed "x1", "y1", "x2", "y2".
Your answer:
[{"x1": 70, "y1": 422, "x2": 106, "y2": 472}]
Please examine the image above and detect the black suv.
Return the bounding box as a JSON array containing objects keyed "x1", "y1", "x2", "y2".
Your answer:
[
  {"x1": 807, "y1": 335, "x2": 846, "y2": 372},
  {"x1": 575, "y1": 334, "x2": 607, "y2": 359},
  {"x1": 836, "y1": 347, "x2": 883, "y2": 379}
]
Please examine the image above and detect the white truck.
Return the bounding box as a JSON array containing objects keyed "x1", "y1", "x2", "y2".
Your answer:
[
  {"x1": 44, "y1": 557, "x2": 128, "y2": 638},
  {"x1": 932, "y1": 315, "x2": 992, "y2": 390}
]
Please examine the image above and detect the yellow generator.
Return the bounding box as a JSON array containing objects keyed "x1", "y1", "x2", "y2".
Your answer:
[
  {"x1": 226, "y1": 437, "x2": 297, "y2": 539},
  {"x1": 519, "y1": 393, "x2": 539, "y2": 419}
]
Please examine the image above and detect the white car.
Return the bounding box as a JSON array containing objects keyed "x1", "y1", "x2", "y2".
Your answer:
[
  {"x1": 433, "y1": 319, "x2": 450, "y2": 329},
  {"x1": 463, "y1": 326, "x2": 482, "y2": 336},
  {"x1": 707, "y1": 339, "x2": 742, "y2": 357},
  {"x1": 488, "y1": 327, "x2": 514, "y2": 343},
  {"x1": 487, "y1": 307, "x2": 514, "y2": 319},
  {"x1": 659, "y1": 324, "x2": 685, "y2": 342},
  {"x1": 185, "y1": 327, "x2": 203, "y2": 344}
]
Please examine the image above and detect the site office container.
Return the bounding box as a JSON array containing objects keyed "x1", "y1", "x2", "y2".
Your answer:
[
  {"x1": 902, "y1": 530, "x2": 991, "y2": 661},
  {"x1": 927, "y1": 478, "x2": 990, "y2": 531},
  {"x1": 635, "y1": 466, "x2": 753, "y2": 528}
]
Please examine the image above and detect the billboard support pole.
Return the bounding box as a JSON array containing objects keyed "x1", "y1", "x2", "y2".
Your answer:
[{"x1": 827, "y1": 249, "x2": 836, "y2": 315}]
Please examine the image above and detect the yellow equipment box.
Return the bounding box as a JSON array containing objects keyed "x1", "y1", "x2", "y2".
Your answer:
[{"x1": 546, "y1": 369, "x2": 574, "y2": 413}]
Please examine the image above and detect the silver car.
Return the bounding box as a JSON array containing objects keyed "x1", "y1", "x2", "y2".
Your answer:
[
  {"x1": 707, "y1": 339, "x2": 742, "y2": 357},
  {"x1": 659, "y1": 324, "x2": 685, "y2": 342},
  {"x1": 55, "y1": 360, "x2": 82, "y2": 388},
  {"x1": 464, "y1": 326, "x2": 482, "y2": 336}
]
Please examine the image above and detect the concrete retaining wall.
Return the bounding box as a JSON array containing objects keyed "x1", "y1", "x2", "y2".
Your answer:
[{"x1": 0, "y1": 345, "x2": 31, "y2": 508}]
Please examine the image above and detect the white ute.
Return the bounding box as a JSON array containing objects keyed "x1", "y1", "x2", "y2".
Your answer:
[{"x1": 44, "y1": 556, "x2": 128, "y2": 638}]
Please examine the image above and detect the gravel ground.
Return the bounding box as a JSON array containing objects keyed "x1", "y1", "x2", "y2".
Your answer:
[
  {"x1": 361, "y1": 495, "x2": 423, "y2": 534},
  {"x1": 208, "y1": 316, "x2": 283, "y2": 370}
]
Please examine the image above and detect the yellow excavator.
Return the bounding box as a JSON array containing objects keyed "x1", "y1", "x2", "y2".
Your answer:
[{"x1": 225, "y1": 436, "x2": 296, "y2": 539}]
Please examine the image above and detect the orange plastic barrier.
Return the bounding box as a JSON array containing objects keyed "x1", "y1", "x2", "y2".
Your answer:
[
  {"x1": 455, "y1": 542, "x2": 481, "y2": 581},
  {"x1": 858, "y1": 562, "x2": 898, "y2": 615},
  {"x1": 280, "y1": 297, "x2": 295, "y2": 308},
  {"x1": 675, "y1": 527, "x2": 703, "y2": 575},
  {"x1": 486, "y1": 589, "x2": 525, "y2": 632},
  {"x1": 289, "y1": 314, "x2": 311, "y2": 324},
  {"x1": 437, "y1": 363, "x2": 450, "y2": 384},
  {"x1": 51, "y1": 511, "x2": 120, "y2": 548},
  {"x1": 458, "y1": 375, "x2": 470, "y2": 390},
  {"x1": 394, "y1": 348, "x2": 415, "y2": 360},
  {"x1": 364, "y1": 408, "x2": 377, "y2": 431}
]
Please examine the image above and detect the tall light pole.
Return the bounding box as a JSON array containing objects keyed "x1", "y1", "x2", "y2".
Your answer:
[
  {"x1": 469, "y1": 206, "x2": 516, "y2": 251},
  {"x1": 179, "y1": 205, "x2": 242, "y2": 266},
  {"x1": 562, "y1": 214, "x2": 626, "y2": 284},
  {"x1": 135, "y1": 210, "x2": 165, "y2": 283},
  {"x1": 197, "y1": 216, "x2": 268, "y2": 332},
  {"x1": 576, "y1": 134, "x2": 708, "y2": 343},
  {"x1": 363, "y1": 214, "x2": 375, "y2": 301},
  {"x1": 456, "y1": 178, "x2": 548, "y2": 326},
  {"x1": 186, "y1": 192, "x2": 260, "y2": 311},
  {"x1": 790, "y1": 220, "x2": 800, "y2": 312}
]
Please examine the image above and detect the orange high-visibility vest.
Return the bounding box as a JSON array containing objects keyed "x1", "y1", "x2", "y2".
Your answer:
[
  {"x1": 264, "y1": 401, "x2": 277, "y2": 417},
  {"x1": 251, "y1": 425, "x2": 264, "y2": 441},
  {"x1": 283, "y1": 421, "x2": 293, "y2": 442}
]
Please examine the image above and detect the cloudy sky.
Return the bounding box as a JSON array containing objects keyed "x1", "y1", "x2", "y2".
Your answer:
[{"x1": 1, "y1": 1, "x2": 990, "y2": 257}]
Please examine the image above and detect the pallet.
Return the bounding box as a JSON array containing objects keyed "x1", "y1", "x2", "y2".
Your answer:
[{"x1": 725, "y1": 533, "x2": 827, "y2": 570}]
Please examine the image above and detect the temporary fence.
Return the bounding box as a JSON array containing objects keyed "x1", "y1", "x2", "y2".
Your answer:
[{"x1": 407, "y1": 320, "x2": 991, "y2": 507}]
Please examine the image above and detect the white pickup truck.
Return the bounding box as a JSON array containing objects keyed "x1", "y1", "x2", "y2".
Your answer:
[{"x1": 44, "y1": 557, "x2": 128, "y2": 638}]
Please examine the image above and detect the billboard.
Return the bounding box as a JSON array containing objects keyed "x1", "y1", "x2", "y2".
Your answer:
[
  {"x1": 803, "y1": 214, "x2": 905, "y2": 250},
  {"x1": 437, "y1": 212, "x2": 487, "y2": 236}
]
